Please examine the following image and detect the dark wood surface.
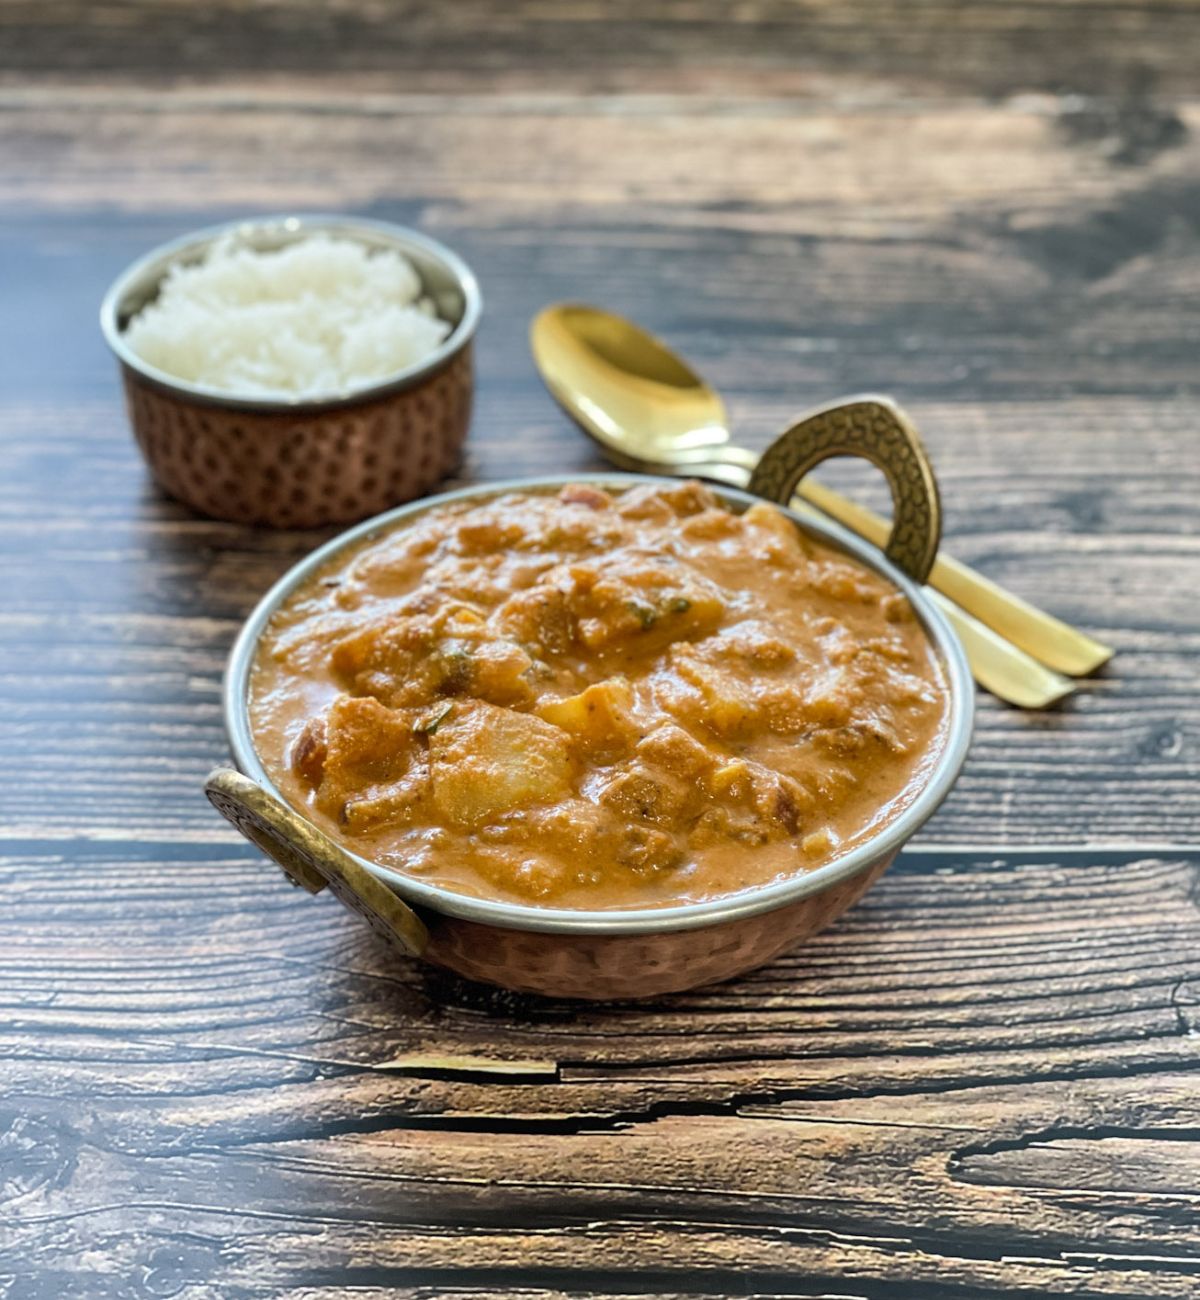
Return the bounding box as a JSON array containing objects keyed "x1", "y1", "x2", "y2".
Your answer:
[{"x1": 2, "y1": 4, "x2": 1199, "y2": 1297}]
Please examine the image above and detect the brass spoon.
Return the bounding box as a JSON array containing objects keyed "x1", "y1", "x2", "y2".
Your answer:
[{"x1": 531, "y1": 304, "x2": 1106, "y2": 709}]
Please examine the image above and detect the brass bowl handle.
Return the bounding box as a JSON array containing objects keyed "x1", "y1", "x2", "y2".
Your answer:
[
  {"x1": 747, "y1": 395, "x2": 942, "y2": 584},
  {"x1": 204, "y1": 767, "x2": 429, "y2": 957}
]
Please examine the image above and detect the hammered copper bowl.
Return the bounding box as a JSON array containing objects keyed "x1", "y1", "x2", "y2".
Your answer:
[
  {"x1": 100, "y1": 215, "x2": 481, "y2": 528},
  {"x1": 205, "y1": 455, "x2": 974, "y2": 1000}
]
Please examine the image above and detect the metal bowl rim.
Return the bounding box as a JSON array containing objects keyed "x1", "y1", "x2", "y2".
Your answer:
[
  {"x1": 99, "y1": 213, "x2": 483, "y2": 412},
  {"x1": 222, "y1": 473, "x2": 975, "y2": 935}
]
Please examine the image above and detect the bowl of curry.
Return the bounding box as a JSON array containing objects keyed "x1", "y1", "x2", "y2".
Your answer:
[{"x1": 208, "y1": 424, "x2": 972, "y2": 998}]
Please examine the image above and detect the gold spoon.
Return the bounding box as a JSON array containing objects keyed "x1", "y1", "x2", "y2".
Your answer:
[{"x1": 531, "y1": 304, "x2": 1108, "y2": 709}]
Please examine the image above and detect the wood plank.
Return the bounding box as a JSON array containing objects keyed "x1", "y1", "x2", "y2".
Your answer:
[
  {"x1": 3, "y1": 848, "x2": 1198, "y2": 1296},
  {"x1": 5, "y1": 847, "x2": 1197, "y2": 1073},
  {"x1": 2, "y1": 222, "x2": 1195, "y2": 843},
  {"x1": 4, "y1": 95, "x2": 1198, "y2": 407},
  {"x1": 1, "y1": 95, "x2": 1197, "y2": 844},
  {"x1": 4, "y1": 8, "x2": 1199, "y2": 1293},
  {"x1": 4, "y1": 92, "x2": 1198, "y2": 236},
  {"x1": 3, "y1": 0, "x2": 1200, "y2": 101}
]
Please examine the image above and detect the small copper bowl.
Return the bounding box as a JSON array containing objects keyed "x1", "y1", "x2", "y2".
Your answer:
[
  {"x1": 100, "y1": 215, "x2": 482, "y2": 528},
  {"x1": 205, "y1": 400, "x2": 974, "y2": 1000}
]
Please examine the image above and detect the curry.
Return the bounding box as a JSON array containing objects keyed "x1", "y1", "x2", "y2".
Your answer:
[{"x1": 248, "y1": 481, "x2": 949, "y2": 909}]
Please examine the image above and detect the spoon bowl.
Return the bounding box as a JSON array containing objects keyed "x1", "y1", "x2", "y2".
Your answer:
[{"x1": 532, "y1": 304, "x2": 742, "y2": 468}]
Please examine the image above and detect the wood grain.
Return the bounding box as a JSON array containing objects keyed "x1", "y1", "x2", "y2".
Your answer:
[
  {"x1": 4, "y1": 847, "x2": 1200, "y2": 1297},
  {"x1": 3, "y1": 2, "x2": 1199, "y2": 1296},
  {"x1": 4, "y1": 0, "x2": 1200, "y2": 100}
]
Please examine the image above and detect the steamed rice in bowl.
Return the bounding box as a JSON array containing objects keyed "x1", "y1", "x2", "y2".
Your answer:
[
  {"x1": 100, "y1": 215, "x2": 481, "y2": 527},
  {"x1": 123, "y1": 233, "x2": 452, "y2": 402}
]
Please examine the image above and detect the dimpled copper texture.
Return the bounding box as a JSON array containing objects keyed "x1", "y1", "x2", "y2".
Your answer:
[
  {"x1": 419, "y1": 855, "x2": 892, "y2": 999},
  {"x1": 120, "y1": 344, "x2": 473, "y2": 528}
]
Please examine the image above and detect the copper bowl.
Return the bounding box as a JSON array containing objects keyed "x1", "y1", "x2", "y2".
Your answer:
[
  {"x1": 100, "y1": 215, "x2": 482, "y2": 528},
  {"x1": 205, "y1": 409, "x2": 974, "y2": 999}
]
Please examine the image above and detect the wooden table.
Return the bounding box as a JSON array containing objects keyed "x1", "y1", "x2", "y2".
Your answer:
[{"x1": 3, "y1": 5, "x2": 1199, "y2": 1297}]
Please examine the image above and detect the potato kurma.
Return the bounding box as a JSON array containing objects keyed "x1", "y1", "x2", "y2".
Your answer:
[{"x1": 249, "y1": 481, "x2": 948, "y2": 908}]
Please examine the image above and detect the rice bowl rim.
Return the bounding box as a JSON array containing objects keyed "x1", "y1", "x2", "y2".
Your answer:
[{"x1": 100, "y1": 214, "x2": 483, "y2": 413}]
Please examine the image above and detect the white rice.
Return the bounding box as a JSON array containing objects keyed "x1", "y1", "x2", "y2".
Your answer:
[{"x1": 124, "y1": 233, "x2": 453, "y2": 401}]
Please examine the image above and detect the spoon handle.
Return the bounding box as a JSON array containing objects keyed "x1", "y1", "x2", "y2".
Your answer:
[{"x1": 925, "y1": 591, "x2": 1074, "y2": 709}]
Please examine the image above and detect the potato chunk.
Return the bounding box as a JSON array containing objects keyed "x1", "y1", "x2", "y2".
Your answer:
[
  {"x1": 743, "y1": 501, "x2": 801, "y2": 544},
  {"x1": 536, "y1": 677, "x2": 637, "y2": 753},
  {"x1": 331, "y1": 617, "x2": 436, "y2": 705},
  {"x1": 598, "y1": 761, "x2": 699, "y2": 830},
  {"x1": 668, "y1": 646, "x2": 757, "y2": 737},
  {"x1": 494, "y1": 586, "x2": 575, "y2": 657},
  {"x1": 429, "y1": 702, "x2": 574, "y2": 828},
  {"x1": 314, "y1": 695, "x2": 423, "y2": 826},
  {"x1": 635, "y1": 722, "x2": 714, "y2": 783},
  {"x1": 570, "y1": 562, "x2": 725, "y2": 653},
  {"x1": 341, "y1": 760, "x2": 431, "y2": 832},
  {"x1": 331, "y1": 610, "x2": 534, "y2": 709}
]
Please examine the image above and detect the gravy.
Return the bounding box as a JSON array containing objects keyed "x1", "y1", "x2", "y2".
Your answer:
[{"x1": 249, "y1": 482, "x2": 948, "y2": 909}]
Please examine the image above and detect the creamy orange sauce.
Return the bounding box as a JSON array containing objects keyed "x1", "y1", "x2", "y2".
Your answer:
[{"x1": 249, "y1": 482, "x2": 948, "y2": 909}]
